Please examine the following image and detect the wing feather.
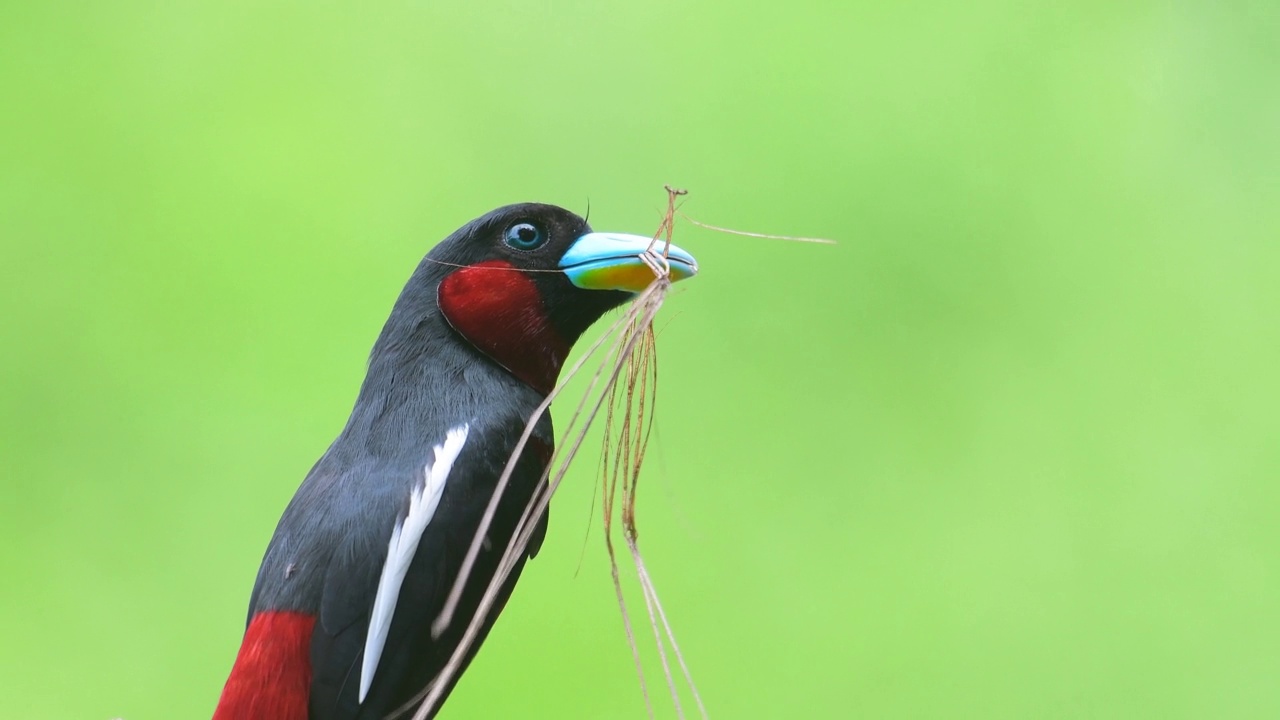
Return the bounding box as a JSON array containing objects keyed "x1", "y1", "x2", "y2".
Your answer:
[{"x1": 359, "y1": 425, "x2": 469, "y2": 702}]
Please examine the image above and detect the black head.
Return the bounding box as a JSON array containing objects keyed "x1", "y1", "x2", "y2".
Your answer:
[
  {"x1": 385, "y1": 202, "x2": 697, "y2": 395},
  {"x1": 429, "y1": 203, "x2": 631, "y2": 349}
]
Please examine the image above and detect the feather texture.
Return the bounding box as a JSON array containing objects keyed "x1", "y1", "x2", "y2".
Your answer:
[
  {"x1": 213, "y1": 611, "x2": 316, "y2": 720},
  {"x1": 359, "y1": 424, "x2": 470, "y2": 703}
]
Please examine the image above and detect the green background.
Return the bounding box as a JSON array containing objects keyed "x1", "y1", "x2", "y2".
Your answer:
[{"x1": 2, "y1": 1, "x2": 1276, "y2": 718}]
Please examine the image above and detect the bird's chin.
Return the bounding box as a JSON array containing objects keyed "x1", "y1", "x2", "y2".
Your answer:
[{"x1": 548, "y1": 286, "x2": 634, "y2": 347}]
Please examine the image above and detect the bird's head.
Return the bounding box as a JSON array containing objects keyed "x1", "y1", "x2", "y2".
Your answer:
[{"x1": 425, "y1": 203, "x2": 697, "y2": 394}]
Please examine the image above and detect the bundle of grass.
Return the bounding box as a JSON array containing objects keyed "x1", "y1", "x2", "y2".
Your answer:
[{"x1": 406, "y1": 187, "x2": 831, "y2": 719}]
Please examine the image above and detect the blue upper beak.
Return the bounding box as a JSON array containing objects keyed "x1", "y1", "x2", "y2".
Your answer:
[{"x1": 558, "y1": 232, "x2": 698, "y2": 292}]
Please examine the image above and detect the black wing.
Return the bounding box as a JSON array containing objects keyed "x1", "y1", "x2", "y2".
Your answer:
[{"x1": 308, "y1": 423, "x2": 552, "y2": 720}]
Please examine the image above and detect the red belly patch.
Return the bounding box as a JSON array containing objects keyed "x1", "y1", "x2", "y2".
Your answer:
[{"x1": 213, "y1": 611, "x2": 316, "y2": 720}]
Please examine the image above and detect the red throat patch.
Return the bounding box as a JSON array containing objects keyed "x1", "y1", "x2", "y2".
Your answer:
[
  {"x1": 213, "y1": 611, "x2": 316, "y2": 720},
  {"x1": 438, "y1": 260, "x2": 569, "y2": 395}
]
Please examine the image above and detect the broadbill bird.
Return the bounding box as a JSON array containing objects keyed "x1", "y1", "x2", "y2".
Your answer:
[{"x1": 213, "y1": 203, "x2": 697, "y2": 719}]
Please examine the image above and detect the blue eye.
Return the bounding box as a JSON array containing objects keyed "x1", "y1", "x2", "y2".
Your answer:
[{"x1": 504, "y1": 222, "x2": 546, "y2": 250}]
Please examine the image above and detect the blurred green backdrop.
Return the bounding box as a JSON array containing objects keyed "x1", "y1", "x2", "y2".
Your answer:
[{"x1": 2, "y1": 1, "x2": 1277, "y2": 718}]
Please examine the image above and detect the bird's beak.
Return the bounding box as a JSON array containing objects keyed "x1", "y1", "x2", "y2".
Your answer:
[{"x1": 559, "y1": 233, "x2": 698, "y2": 292}]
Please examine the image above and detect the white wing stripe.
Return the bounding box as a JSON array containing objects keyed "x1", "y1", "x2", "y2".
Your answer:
[{"x1": 359, "y1": 423, "x2": 470, "y2": 703}]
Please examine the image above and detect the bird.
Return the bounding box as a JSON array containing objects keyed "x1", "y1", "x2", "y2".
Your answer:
[{"x1": 212, "y1": 202, "x2": 697, "y2": 720}]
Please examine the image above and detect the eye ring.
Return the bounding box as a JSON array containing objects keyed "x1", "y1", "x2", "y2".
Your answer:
[{"x1": 504, "y1": 222, "x2": 546, "y2": 251}]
